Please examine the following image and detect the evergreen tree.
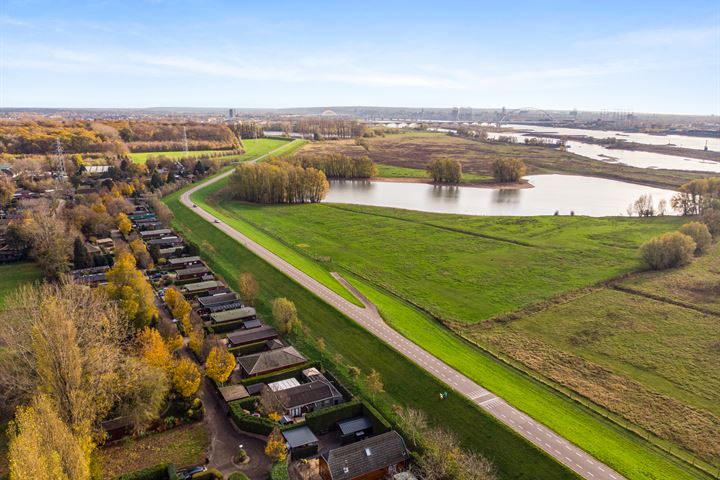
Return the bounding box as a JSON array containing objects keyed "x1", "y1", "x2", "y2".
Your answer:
[{"x1": 73, "y1": 237, "x2": 92, "y2": 269}]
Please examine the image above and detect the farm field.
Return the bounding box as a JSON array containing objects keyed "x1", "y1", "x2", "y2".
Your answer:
[
  {"x1": 0, "y1": 262, "x2": 41, "y2": 308},
  {"x1": 182, "y1": 174, "x2": 708, "y2": 480},
  {"x1": 98, "y1": 422, "x2": 208, "y2": 478},
  {"x1": 297, "y1": 132, "x2": 707, "y2": 189},
  {"x1": 163, "y1": 186, "x2": 581, "y2": 480}
]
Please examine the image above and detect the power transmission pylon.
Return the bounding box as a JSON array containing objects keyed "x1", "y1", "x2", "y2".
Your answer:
[
  {"x1": 55, "y1": 137, "x2": 67, "y2": 179},
  {"x1": 183, "y1": 126, "x2": 189, "y2": 154}
]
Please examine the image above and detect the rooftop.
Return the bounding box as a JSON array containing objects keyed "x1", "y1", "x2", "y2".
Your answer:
[
  {"x1": 283, "y1": 426, "x2": 319, "y2": 449},
  {"x1": 237, "y1": 346, "x2": 306, "y2": 376},
  {"x1": 322, "y1": 431, "x2": 409, "y2": 480}
]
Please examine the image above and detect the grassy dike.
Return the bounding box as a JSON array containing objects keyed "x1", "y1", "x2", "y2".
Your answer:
[
  {"x1": 164, "y1": 186, "x2": 580, "y2": 480},
  {"x1": 183, "y1": 177, "x2": 706, "y2": 480}
]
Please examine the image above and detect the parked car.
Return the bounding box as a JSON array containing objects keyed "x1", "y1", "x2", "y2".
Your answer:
[
  {"x1": 177, "y1": 465, "x2": 207, "y2": 480},
  {"x1": 213, "y1": 219, "x2": 220, "y2": 224}
]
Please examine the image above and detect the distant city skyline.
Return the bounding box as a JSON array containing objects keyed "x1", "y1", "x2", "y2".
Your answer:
[{"x1": 1, "y1": 0, "x2": 719, "y2": 115}]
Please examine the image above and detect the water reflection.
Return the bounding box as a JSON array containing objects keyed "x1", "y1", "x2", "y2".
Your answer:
[
  {"x1": 324, "y1": 176, "x2": 676, "y2": 217},
  {"x1": 492, "y1": 189, "x2": 521, "y2": 204}
]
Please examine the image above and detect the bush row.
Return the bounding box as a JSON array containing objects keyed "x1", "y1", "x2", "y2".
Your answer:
[{"x1": 116, "y1": 463, "x2": 178, "y2": 480}]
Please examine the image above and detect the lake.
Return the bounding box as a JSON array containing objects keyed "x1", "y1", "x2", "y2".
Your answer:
[{"x1": 324, "y1": 175, "x2": 676, "y2": 217}]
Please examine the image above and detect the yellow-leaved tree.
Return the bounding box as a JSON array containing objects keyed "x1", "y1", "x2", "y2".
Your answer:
[
  {"x1": 264, "y1": 427, "x2": 288, "y2": 463},
  {"x1": 116, "y1": 212, "x2": 132, "y2": 236},
  {"x1": 104, "y1": 251, "x2": 157, "y2": 329},
  {"x1": 164, "y1": 287, "x2": 192, "y2": 324},
  {"x1": 136, "y1": 327, "x2": 172, "y2": 371},
  {"x1": 205, "y1": 346, "x2": 236, "y2": 384},
  {"x1": 7, "y1": 394, "x2": 92, "y2": 480},
  {"x1": 171, "y1": 357, "x2": 201, "y2": 398}
]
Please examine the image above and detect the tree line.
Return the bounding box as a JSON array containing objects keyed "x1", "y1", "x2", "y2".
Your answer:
[
  {"x1": 228, "y1": 160, "x2": 329, "y2": 204},
  {"x1": 291, "y1": 153, "x2": 376, "y2": 178}
]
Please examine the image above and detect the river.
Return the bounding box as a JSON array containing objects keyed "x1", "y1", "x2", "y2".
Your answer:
[
  {"x1": 324, "y1": 175, "x2": 676, "y2": 217},
  {"x1": 486, "y1": 132, "x2": 720, "y2": 173},
  {"x1": 503, "y1": 124, "x2": 720, "y2": 152}
]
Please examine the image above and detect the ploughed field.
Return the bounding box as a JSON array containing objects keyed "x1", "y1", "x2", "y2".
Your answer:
[
  {"x1": 299, "y1": 131, "x2": 708, "y2": 189},
  {"x1": 195, "y1": 176, "x2": 720, "y2": 474}
]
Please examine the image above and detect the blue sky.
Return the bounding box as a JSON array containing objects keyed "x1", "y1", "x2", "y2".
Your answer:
[{"x1": 1, "y1": 0, "x2": 719, "y2": 114}]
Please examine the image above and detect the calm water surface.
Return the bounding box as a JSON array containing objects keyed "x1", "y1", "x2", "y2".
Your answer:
[
  {"x1": 487, "y1": 132, "x2": 720, "y2": 173},
  {"x1": 504, "y1": 124, "x2": 720, "y2": 152},
  {"x1": 324, "y1": 176, "x2": 676, "y2": 217}
]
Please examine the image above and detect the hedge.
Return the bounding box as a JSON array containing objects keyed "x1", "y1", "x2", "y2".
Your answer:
[
  {"x1": 270, "y1": 459, "x2": 290, "y2": 480},
  {"x1": 304, "y1": 399, "x2": 391, "y2": 435},
  {"x1": 229, "y1": 401, "x2": 287, "y2": 436},
  {"x1": 190, "y1": 468, "x2": 223, "y2": 479},
  {"x1": 228, "y1": 473, "x2": 250, "y2": 480},
  {"x1": 116, "y1": 463, "x2": 178, "y2": 480},
  {"x1": 229, "y1": 396, "x2": 257, "y2": 412}
]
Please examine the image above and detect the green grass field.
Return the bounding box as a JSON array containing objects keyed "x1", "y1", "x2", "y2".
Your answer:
[
  {"x1": 128, "y1": 149, "x2": 234, "y2": 164},
  {"x1": 127, "y1": 137, "x2": 304, "y2": 164},
  {"x1": 163, "y1": 186, "x2": 581, "y2": 480},
  {"x1": 374, "y1": 162, "x2": 491, "y2": 182},
  {"x1": 198, "y1": 187, "x2": 685, "y2": 325},
  {"x1": 619, "y1": 242, "x2": 720, "y2": 314},
  {"x1": 472, "y1": 287, "x2": 720, "y2": 464},
  {"x1": 0, "y1": 262, "x2": 41, "y2": 308},
  {"x1": 180, "y1": 176, "x2": 709, "y2": 479}
]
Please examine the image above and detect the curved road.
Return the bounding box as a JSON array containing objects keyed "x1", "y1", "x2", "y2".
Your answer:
[{"x1": 180, "y1": 143, "x2": 625, "y2": 480}]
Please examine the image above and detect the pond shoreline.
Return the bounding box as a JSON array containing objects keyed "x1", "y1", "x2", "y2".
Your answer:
[{"x1": 370, "y1": 176, "x2": 534, "y2": 189}]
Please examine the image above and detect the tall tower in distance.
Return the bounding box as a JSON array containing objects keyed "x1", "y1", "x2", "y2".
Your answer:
[{"x1": 55, "y1": 137, "x2": 67, "y2": 179}]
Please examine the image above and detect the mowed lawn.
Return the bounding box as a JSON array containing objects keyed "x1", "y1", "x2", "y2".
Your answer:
[
  {"x1": 0, "y1": 262, "x2": 42, "y2": 308},
  {"x1": 182, "y1": 177, "x2": 707, "y2": 479},
  {"x1": 163, "y1": 188, "x2": 580, "y2": 480},
  {"x1": 98, "y1": 422, "x2": 208, "y2": 478}
]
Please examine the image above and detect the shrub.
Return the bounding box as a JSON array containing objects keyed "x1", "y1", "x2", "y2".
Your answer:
[
  {"x1": 117, "y1": 463, "x2": 178, "y2": 480},
  {"x1": 191, "y1": 468, "x2": 223, "y2": 480},
  {"x1": 491, "y1": 158, "x2": 526, "y2": 183},
  {"x1": 639, "y1": 232, "x2": 696, "y2": 270},
  {"x1": 679, "y1": 221, "x2": 712, "y2": 254},
  {"x1": 228, "y1": 473, "x2": 250, "y2": 480},
  {"x1": 270, "y1": 459, "x2": 290, "y2": 480},
  {"x1": 700, "y1": 209, "x2": 720, "y2": 237}
]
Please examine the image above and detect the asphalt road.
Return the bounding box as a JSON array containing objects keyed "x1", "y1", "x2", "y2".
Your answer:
[{"x1": 179, "y1": 144, "x2": 626, "y2": 480}]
